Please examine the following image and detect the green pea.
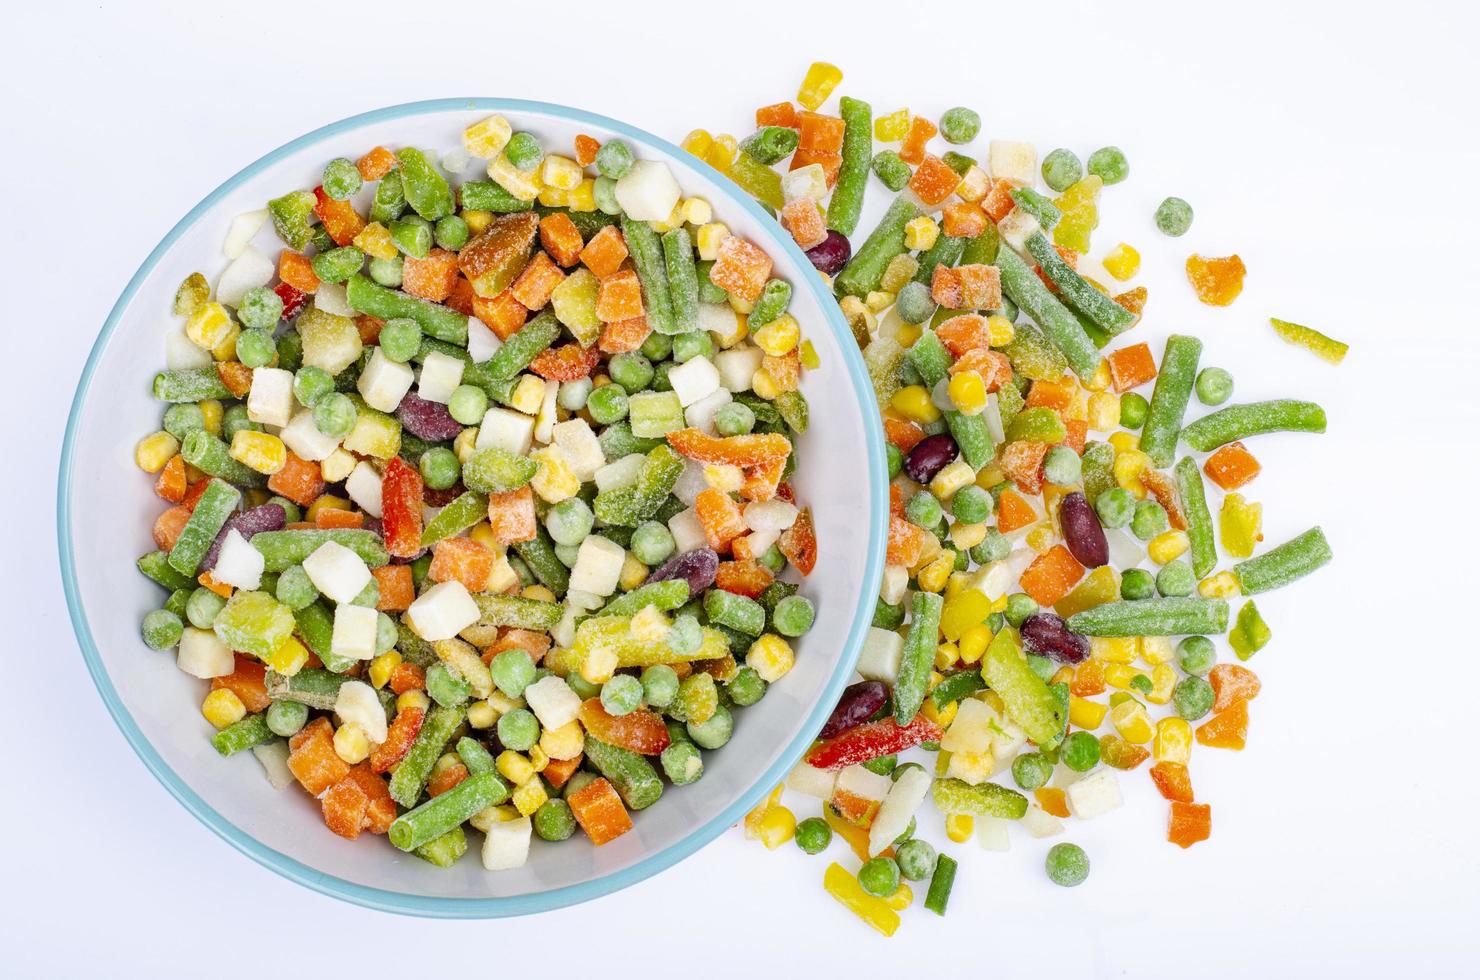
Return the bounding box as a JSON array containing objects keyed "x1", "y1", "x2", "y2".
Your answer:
[
  {"x1": 687, "y1": 704, "x2": 734, "y2": 750},
  {"x1": 666, "y1": 614, "x2": 703, "y2": 656},
  {"x1": 1087, "y1": 146, "x2": 1129, "y2": 184},
  {"x1": 377, "y1": 317, "x2": 423, "y2": 363},
  {"x1": 639, "y1": 332, "x2": 672, "y2": 362},
  {"x1": 640, "y1": 664, "x2": 680, "y2": 709},
  {"x1": 1195, "y1": 367, "x2": 1233, "y2": 406},
  {"x1": 1177, "y1": 636, "x2": 1217, "y2": 676},
  {"x1": 418, "y1": 447, "x2": 460, "y2": 491},
  {"x1": 490, "y1": 649, "x2": 537, "y2": 698},
  {"x1": 237, "y1": 286, "x2": 284, "y2": 331},
  {"x1": 885, "y1": 443, "x2": 904, "y2": 480},
  {"x1": 1130, "y1": 500, "x2": 1169, "y2": 541},
  {"x1": 369, "y1": 254, "x2": 403, "y2": 287},
  {"x1": 895, "y1": 281, "x2": 935, "y2": 325},
  {"x1": 141, "y1": 609, "x2": 183, "y2": 650},
  {"x1": 671, "y1": 331, "x2": 714, "y2": 364},
  {"x1": 1120, "y1": 567, "x2": 1156, "y2": 600},
  {"x1": 951, "y1": 485, "x2": 991, "y2": 524},
  {"x1": 566, "y1": 673, "x2": 600, "y2": 700},
  {"x1": 861, "y1": 753, "x2": 897, "y2": 777},
  {"x1": 186, "y1": 587, "x2": 226, "y2": 629},
  {"x1": 533, "y1": 798, "x2": 576, "y2": 841},
  {"x1": 1173, "y1": 676, "x2": 1215, "y2": 720},
  {"x1": 1156, "y1": 560, "x2": 1196, "y2": 597},
  {"x1": 553, "y1": 541, "x2": 580, "y2": 568},
  {"x1": 313, "y1": 392, "x2": 357, "y2": 439},
  {"x1": 311, "y1": 246, "x2": 365, "y2": 284},
  {"x1": 938, "y1": 106, "x2": 980, "y2": 144},
  {"x1": 1043, "y1": 445, "x2": 1082, "y2": 487},
  {"x1": 266, "y1": 496, "x2": 302, "y2": 524},
  {"x1": 712, "y1": 402, "x2": 754, "y2": 438},
  {"x1": 447, "y1": 384, "x2": 488, "y2": 425},
  {"x1": 599, "y1": 674, "x2": 644, "y2": 717},
  {"x1": 858, "y1": 857, "x2": 901, "y2": 898},
  {"x1": 592, "y1": 175, "x2": 622, "y2": 215},
  {"x1": 905, "y1": 491, "x2": 942, "y2": 529},
  {"x1": 1045, "y1": 842, "x2": 1090, "y2": 886},
  {"x1": 1154, "y1": 196, "x2": 1194, "y2": 237},
  {"x1": 162, "y1": 403, "x2": 205, "y2": 441},
  {"x1": 794, "y1": 816, "x2": 832, "y2": 855},
  {"x1": 260, "y1": 704, "x2": 308, "y2": 744},
  {"x1": 505, "y1": 132, "x2": 543, "y2": 171},
  {"x1": 1095, "y1": 487, "x2": 1136, "y2": 529},
  {"x1": 725, "y1": 666, "x2": 767, "y2": 707},
  {"x1": 1062, "y1": 731, "x2": 1101, "y2": 772},
  {"x1": 660, "y1": 741, "x2": 704, "y2": 785},
  {"x1": 586, "y1": 384, "x2": 629, "y2": 425},
  {"x1": 595, "y1": 139, "x2": 635, "y2": 179},
  {"x1": 630, "y1": 521, "x2": 675, "y2": 566},
  {"x1": 772, "y1": 595, "x2": 815, "y2": 637},
  {"x1": 496, "y1": 708, "x2": 540, "y2": 750},
  {"x1": 275, "y1": 564, "x2": 319, "y2": 610},
  {"x1": 1004, "y1": 593, "x2": 1039, "y2": 628},
  {"x1": 234, "y1": 328, "x2": 276, "y2": 370},
  {"x1": 895, "y1": 838, "x2": 937, "y2": 881},
  {"x1": 1041, "y1": 148, "x2": 1084, "y2": 193},
  {"x1": 871, "y1": 150, "x2": 911, "y2": 192},
  {"x1": 1119, "y1": 391, "x2": 1149, "y2": 429},
  {"x1": 389, "y1": 218, "x2": 432, "y2": 259},
  {"x1": 433, "y1": 214, "x2": 469, "y2": 252},
  {"x1": 608, "y1": 352, "x2": 653, "y2": 392},
  {"x1": 321, "y1": 157, "x2": 363, "y2": 200},
  {"x1": 219, "y1": 407, "x2": 260, "y2": 444},
  {"x1": 558, "y1": 377, "x2": 592, "y2": 411},
  {"x1": 1012, "y1": 752, "x2": 1053, "y2": 791},
  {"x1": 293, "y1": 366, "x2": 335, "y2": 408},
  {"x1": 971, "y1": 527, "x2": 1011, "y2": 565},
  {"x1": 546, "y1": 498, "x2": 594, "y2": 547}
]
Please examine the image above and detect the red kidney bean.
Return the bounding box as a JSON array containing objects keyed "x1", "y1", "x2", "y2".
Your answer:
[
  {"x1": 647, "y1": 548, "x2": 719, "y2": 595},
  {"x1": 1059, "y1": 491, "x2": 1108, "y2": 568},
  {"x1": 1020, "y1": 612, "x2": 1090, "y2": 664},
  {"x1": 819, "y1": 681, "x2": 889, "y2": 739},
  {"x1": 904, "y1": 432, "x2": 958, "y2": 484},
  {"x1": 805, "y1": 230, "x2": 852, "y2": 276},
  {"x1": 200, "y1": 503, "x2": 287, "y2": 572},
  {"x1": 396, "y1": 391, "x2": 464, "y2": 440}
]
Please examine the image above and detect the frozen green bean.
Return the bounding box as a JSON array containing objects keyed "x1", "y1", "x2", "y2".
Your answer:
[
  {"x1": 1174, "y1": 457, "x2": 1218, "y2": 579},
  {"x1": 153, "y1": 368, "x2": 232, "y2": 403},
  {"x1": 250, "y1": 529, "x2": 389, "y2": 572},
  {"x1": 1066, "y1": 598, "x2": 1229, "y2": 636},
  {"x1": 472, "y1": 593, "x2": 563, "y2": 630},
  {"x1": 168, "y1": 478, "x2": 240, "y2": 576},
  {"x1": 894, "y1": 591, "x2": 944, "y2": 724},
  {"x1": 835, "y1": 198, "x2": 921, "y2": 299},
  {"x1": 395, "y1": 147, "x2": 455, "y2": 221},
  {"x1": 994, "y1": 246, "x2": 1099, "y2": 380},
  {"x1": 661, "y1": 227, "x2": 700, "y2": 333},
  {"x1": 345, "y1": 273, "x2": 468, "y2": 345},
  {"x1": 180, "y1": 430, "x2": 267, "y2": 488},
  {"x1": 389, "y1": 771, "x2": 509, "y2": 851},
  {"x1": 827, "y1": 96, "x2": 872, "y2": 236},
  {"x1": 582, "y1": 736, "x2": 664, "y2": 810},
  {"x1": 1233, "y1": 527, "x2": 1332, "y2": 594},
  {"x1": 211, "y1": 713, "x2": 274, "y2": 756},
  {"x1": 1024, "y1": 232, "x2": 1136, "y2": 336},
  {"x1": 1181, "y1": 400, "x2": 1327, "y2": 452},
  {"x1": 389, "y1": 704, "x2": 466, "y2": 808},
  {"x1": 1139, "y1": 334, "x2": 1203, "y2": 467},
  {"x1": 620, "y1": 215, "x2": 677, "y2": 335}
]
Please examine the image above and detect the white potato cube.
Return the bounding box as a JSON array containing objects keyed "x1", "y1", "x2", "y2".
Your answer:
[
  {"x1": 782, "y1": 163, "x2": 828, "y2": 203},
  {"x1": 331, "y1": 603, "x2": 379, "y2": 662},
  {"x1": 246, "y1": 366, "x2": 294, "y2": 428},
  {"x1": 683, "y1": 387, "x2": 732, "y2": 433},
  {"x1": 252, "y1": 741, "x2": 295, "y2": 790},
  {"x1": 1065, "y1": 769, "x2": 1123, "y2": 821},
  {"x1": 739, "y1": 528, "x2": 779, "y2": 559},
  {"x1": 671, "y1": 459, "x2": 708, "y2": 506},
  {"x1": 466, "y1": 316, "x2": 503, "y2": 363},
  {"x1": 988, "y1": 140, "x2": 1038, "y2": 185},
  {"x1": 215, "y1": 245, "x2": 275, "y2": 308},
  {"x1": 997, "y1": 208, "x2": 1041, "y2": 251},
  {"x1": 418, "y1": 350, "x2": 465, "y2": 404},
  {"x1": 550, "y1": 606, "x2": 579, "y2": 650},
  {"x1": 313, "y1": 281, "x2": 354, "y2": 317},
  {"x1": 405, "y1": 581, "x2": 480, "y2": 641},
  {"x1": 334, "y1": 679, "x2": 388, "y2": 743},
  {"x1": 165, "y1": 325, "x2": 213, "y2": 370},
  {"x1": 485, "y1": 553, "x2": 519, "y2": 595},
  {"x1": 785, "y1": 763, "x2": 838, "y2": 800},
  {"x1": 880, "y1": 564, "x2": 909, "y2": 605},
  {"x1": 344, "y1": 460, "x2": 384, "y2": 518},
  {"x1": 940, "y1": 697, "x2": 995, "y2": 755},
  {"x1": 697, "y1": 303, "x2": 744, "y2": 347},
  {"x1": 551, "y1": 418, "x2": 604, "y2": 481},
  {"x1": 223, "y1": 209, "x2": 268, "y2": 260},
  {"x1": 594, "y1": 453, "x2": 645, "y2": 492},
  {"x1": 1021, "y1": 805, "x2": 1064, "y2": 838},
  {"x1": 869, "y1": 765, "x2": 930, "y2": 856},
  {"x1": 302, "y1": 540, "x2": 372, "y2": 604},
  {"x1": 714, "y1": 347, "x2": 764, "y2": 392},
  {"x1": 482, "y1": 816, "x2": 532, "y2": 871},
  {"x1": 476, "y1": 407, "x2": 535, "y2": 455},
  {"x1": 743, "y1": 499, "x2": 799, "y2": 533},
  {"x1": 977, "y1": 815, "x2": 1013, "y2": 852},
  {"x1": 856, "y1": 627, "x2": 904, "y2": 684},
  {"x1": 280, "y1": 409, "x2": 342, "y2": 462},
  {"x1": 667, "y1": 507, "x2": 706, "y2": 553},
  {"x1": 358, "y1": 347, "x2": 416, "y2": 413},
  {"x1": 568, "y1": 535, "x2": 625, "y2": 597},
  {"x1": 213, "y1": 529, "x2": 264, "y2": 590},
  {"x1": 836, "y1": 764, "x2": 893, "y2": 802},
  {"x1": 177, "y1": 627, "x2": 234, "y2": 678},
  {"x1": 667, "y1": 355, "x2": 721, "y2": 408},
  {"x1": 969, "y1": 560, "x2": 1012, "y2": 600},
  {"x1": 613, "y1": 159, "x2": 681, "y2": 221},
  {"x1": 534, "y1": 381, "x2": 560, "y2": 445},
  {"x1": 524, "y1": 675, "x2": 581, "y2": 731}
]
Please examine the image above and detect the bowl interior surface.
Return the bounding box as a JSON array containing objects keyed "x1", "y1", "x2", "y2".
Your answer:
[{"x1": 59, "y1": 99, "x2": 885, "y2": 916}]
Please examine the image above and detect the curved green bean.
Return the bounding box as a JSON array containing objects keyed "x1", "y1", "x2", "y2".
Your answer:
[
  {"x1": 1181, "y1": 400, "x2": 1327, "y2": 452},
  {"x1": 1233, "y1": 527, "x2": 1331, "y2": 594}
]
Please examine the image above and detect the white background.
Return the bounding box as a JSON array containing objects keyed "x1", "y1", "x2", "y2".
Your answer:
[{"x1": 5, "y1": 1, "x2": 1478, "y2": 976}]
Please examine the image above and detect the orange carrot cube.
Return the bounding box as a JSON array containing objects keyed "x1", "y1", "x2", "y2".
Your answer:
[
  {"x1": 288, "y1": 718, "x2": 350, "y2": 797},
  {"x1": 1070, "y1": 659, "x2": 1106, "y2": 697},
  {"x1": 1000, "y1": 439, "x2": 1049, "y2": 494},
  {"x1": 153, "y1": 505, "x2": 191, "y2": 551},
  {"x1": 487, "y1": 486, "x2": 538, "y2": 546},
  {"x1": 796, "y1": 111, "x2": 845, "y2": 153},
  {"x1": 216, "y1": 362, "x2": 252, "y2": 399},
  {"x1": 568, "y1": 777, "x2": 633, "y2": 846},
  {"x1": 315, "y1": 508, "x2": 365, "y2": 530},
  {"x1": 579, "y1": 225, "x2": 629, "y2": 280},
  {"x1": 788, "y1": 148, "x2": 841, "y2": 186},
  {"x1": 935, "y1": 313, "x2": 991, "y2": 355},
  {"x1": 356, "y1": 146, "x2": 397, "y2": 181},
  {"x1": 1195, "y1": 700, "x2": 1248, "y2": 750},
  {"x1": 387, "y1": 662, "x2": 426, "y2": 695},
  {"x1": 539, "y1": 212, "x2": 585, "y2": 267},
  {"x1": 695, "y1": 488, "x2": 747, "y2": 552},
  {"x1": 401, "y1": 248, "x2": 461, "y2": 302},
  {"x1": 955, "y1": 264, "x2": 1002, "y2": 310},
  {"x1": 899, "y1": 115, "x2": 938, "y2": 165},
  {"x1": 781, "y1": 198, "x2": 827, "y2": 250},
  {"x1": 755, "y1": 101, "x2": 799, "y2": 129},
  {"x1": 1035, "y1": 787, "x2": 1071, "y2": 818},
  {"x1": 1115, "y1": 286, "x2": 1147, "y2": 316},
  {"x1": 710, "y1": 236, "x2": 774, "y2": 304},
  {"x1": 1020, "y1": 545, "x2": 1086, "y2": 607},
  {"x1": 883, "y1": 418, "x2": 926, "y2": 453},
  {"x1": 268, "y1": 453, "x2": 326, "y2": 507},
  {"x1": 211, "y1": 654, "x2": 271, "y2": 713},
  {"x1": 1167, "y1": 801, "x2": 1211, "y2": 848},
  {"x1": 342, "y1": 763, "x2": 397, "y2": 834},
  {"x1": 1209, "y1": 663, "x2": 1262, "y2": 712},
  {"x1": 1027, "y1": 377, "x2": 1077, "y2": 411},
  {"x1": 941, "y1": 201, "x2": 988, "y2": 238},
  {"x1": 1061, "y1": 419, "x2": 1087, "y2": 454},
  {"x1": 197, "y1": 570, "x2": 232, "y2": 598},
  {"x1": 154, "y1": 454, "x2": 187, "y2": 503},
  {"x1": 1106, "y1": 343, "x2": 1157, "y2": 392},
  {"x1": 598, "y1": 315, "x2": 651, "y2": 355},
  {"x1": 1203, "y1": 442, "x2": 1262, "y2": 490},
  {"x1": 278, "y1": 250, "x2": 320, "y2": 293},
  {"x1": 715, "y1": 559, "x2": 774, "y2": 599},
  {"x1": 321, "y1": 778, "x2": 368, "y2": 839},
  {"x1": 596, "y1": 268, "x2": 645, "y2": 323},
  {"x1": 428, "y1": 537, "x2": 494, "y2": 593},
  {"x1": 372, "y1": 564, "x2": 415, "y2": 612},
  {"x1": 472, "y1": 288, "x2": 528, "y2": 340},
  {"x1": 445, "y1": 275, "x2": 476, "y2": 315},
  {"x1": 1149, "y1": 761, "x2": 1195, "y2": 803},
  {"x1": 997, "y1": 489, "x2": 1037, "y2": 532},
  {"x1": 908, "y1": 154, "x2": 962, "y2": 207},
  {"x1": 542, "y1": 753, "x2": 583, "y2": 790},
  {"x1": 573, "y1": 134, "x2": 600, "y2": 167},
  {"x1": 509, "y1": 251, "x2": 566, "y2": 310},
  {"x1": 313, "y1": 187, "x2": 366, "y2": 247},
  {"x1": 427, "y1": 761, "x2": 470, "y2": 798},
  {"x1": 484, "y1": 629, "x2": 551, "y2": 663},
  {"x1": 777, "y1": 506, "x2": 817, "y2": 575},
  {"x1": 981, "y1": 178, "x2": 1019, "y2": 223},
  {"x1": 530, "y1": 342, "x2": 600, "y2": 382}
]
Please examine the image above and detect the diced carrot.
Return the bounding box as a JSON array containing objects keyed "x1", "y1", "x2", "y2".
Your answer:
[
  {"x1": 542, "y1": 753, "x2": 583, "y2": 790},
  {"x1": 152, "y1": 505, "x2": 191, "y2": 551},
  {"x1": 781, "y1": 198, "x2": 827, "y2": 250},
  {"x1": 1019, "y1": 545, "x2": 1086, "y2": 607},
  {"x1": 883, "y1": 417, "x2": 926, "y2": 453},
  {"x1": 387, "y1": 661, "x2": 426, "y2": 695},
  {"x1": 483, "y1": 628, "x2": 551, "y2": 664},
  {"x1": 796, "y1": 111, "x2": 845, "y2": 153},
  {"x1": 216, "y1": 362, "x2": 252, "y2": 399},
  {"x1": 579, "y1": 225, "x2": 629, "y2": 280},
  {"x1": 1194, "y1": 700, "x2": 1248, "y2": 750},
  {"x1": 1114, "y1": 286, "x2": 1147, "y2": 316},
  {"x1": 935, "y1": 313, "x2": 991, "y2": 356},
  {"x1": 401, "y1": 248, "x2": 461, "y2": 302},
  {"x1": 755, "y1": 101, "x2": 799, "y2": 129},
  {"x1": 341, "y1": 763, "x2": 396, "y2": 834},
  {"x1": 530, "y1": 342, "x2": 600, "y2": 382},
  {"x1": 278, "y1": 250, "x2": 320, "y2": 293},
  {"x1": 486, "y1": 486, "x2": 537, "y2": 546},
  {"x1": 573, "y1": 134, "x2": 600, "y2": 167},
  {"x1": 428, "y1": 537, "x2": 493, "y2": 593},
  {"x1": 313, "y1": 186, "x2": 366, "y2": 247},
  {"x1": 445, "y1": 275, "x2": 476, "y2": 315},
  {"x1": 568, "y1": 777, "x2": 633, "y2": 846},
  {"x1": 981, "y1": 178, "x2": 1019, "y2": 223},
  {"x1": 595, "y1": 268, "x2": 645, "y2": 322},
  {"x1": 666, "y1": 428, "x2": 791, "y2": 467},
  {"x1": 694, "y1": 488, "x2": 747, "y2": 552},
  {"x1": 1106, "y1": 343, "x2": 1157, "y2": 393},
  {"x1": 471, "y1": 288, "x2": 528, "y2": 340},
  {"x1": 908, "y1": 154, "x2": 961, "y2": 207},
  {"x1": 999, "y1": 439, "x2": 1049, "y2": 494},
  {"x1": 886, "y1": 514, "x2": 929, "y2": 567},
  {"x1": 267, "y1": 453, "x2": 326, "y2": 507},
  {"x1": 1209, "y1": 663, "x2": 1262, "y2": 712},
  {"x1": 1149, "y1": 761, "x2": 1194, "y2": 803},
  {"x1": 427, "y1": 761, "x2": 470, "y2": 798},
  {"x1": 1070, "y1": 659, "x2": 1106, "y2": 697},
  {"x1": 372, "y1": 564, "x2": 415, "y2": 612},
  {"x1": 1203, "y1": 441, "x2": 1262, "y2": 490},
  {"x1": 598, "y1": 315, "x2": 651, "y2": 355},
  {"x1": 899, "y1": 115, "x2": 938, "y2": 165},
  {"x1": 321, "y1": 779, "x2": 368, "y2": 840},
  {"x1": 778, "y1": 507, "x2": 817, "y2": 576},
  {"x1": 355, "y1": 314, "x2": 384, "y2": 345},
  {"x1": 710, "y1": 236, "x2": 775, "y2": 304},
  {"x1": 509, "y1": 250, "x2": 567, "y2": 310},
  {"x1": 1167, "y1": 801, "x2": 1211, "y2": 848},
  {"x1": 715, "y1": 559, "x2": 774, "y2": 598},
  {"x1": 940, "y1": 201, "x2": 988, "y2": 238},
  {"x1": 788, "y1": 148, "x2": 841, "y2": 186},
  {"x1": 1035, "y1": 787, "x2": 1070, "y2": 818},
  {"x1": 1026, "y1": 376, "x2": 1078, "y2": 411},
  {"x1": 315, "y1": 508, "x2": 365, "y2": 530},
  {"x1": 996, "y1": 489, "x2": 1037, "y2": 532},
  {"x1": 210, "y1": 654, "x2": 271, "y2": 713},
  {"x1": 762, "y1": 349, "x2": 801, "y2": 392},
  {"x1": 1060, "y1": 419, "x2": 1087, "y2": 455},
  {"x1": 154, "y1": 454, "x2": 187, "y2": 503},
  {"x1": 288, "y1": 718, "x2": 350, "y2": 797},
  {"x1": 538, "y1": 212, "x2": 585, "y2": 267},
  {"x1": 356, "y1": 146, "x2": 397, "y2": 181},
  {"x1": 197, "y1": 570, "x2": 233, "y2": 599}
]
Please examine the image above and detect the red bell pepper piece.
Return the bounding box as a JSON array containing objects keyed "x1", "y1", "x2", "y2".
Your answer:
[
  {"x1": 804, "y1": 714, "x2": 941, "y2": 771},
  {"x1": 380, "y1": 457, "x2": 424, "y2": 559}
]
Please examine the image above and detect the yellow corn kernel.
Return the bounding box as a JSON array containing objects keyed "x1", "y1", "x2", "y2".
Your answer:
[
  {"x1": 974, "y1": 462, "x2": 1005, "y2": 490},
  {"x1": 198, "y1": 399, "x2": 223, "y2": 436},
  {"x1": 201, "y1": 688, "x2": 246, "y2": 729},
  {"x1": 744, "y1": 783, "x2": 786, "y2": 839},
  {"x1": 893, "y1": 322, "x2": 923, "y2": 349},
  {"x1": 888, "y1": 385, "x2": 936, "y2": 424},
  {"x1": 944, "y1": 572, "x2": 970, "y2": 601},
  {"x1": 210, "y1": 322, "x2": 240, "y2": 361},
  {"x1": 702, "y1": 463, "x2": 745, "y2": 493},
  {"x1": 568, "y1": 178, "x2": 597, "y2": 213},
  {"x1": 649, "y1": 200, "x2": 685, "y2": 234},
  {"x1": 333, "y1": 722, "x2": 372, "y2": 764},
  {"x1": 496, "y1": 751, "x2": 536, "y2": 787},
  {"x1": 757, "y1": 804, "x2": 797, "y2": 850},
  {"x1": 1102, "y1": 243, "x2": 1141, "y2": 281},
  {"x1": 510, "y1": 778, "x2": 548, "y2": 817},
  {"x1": 537, "y1": 185, "x2": 571, "y2": 209},
  {"x1": 229, "y1": 430, "x2": 287, "y2": 475},
  {"x1": 1154, "y1": 717, "x2": 1193, "y2": 764},
  {"x1": 934, "y1": 642, "x2": 960, "y2": 671},
  {"x1": 186, "y1": 302, "x2": 233, "y2": 350},
  {"x1": 530, "y1": 446, "x2": 580, "y2": 503},
  {"x1": 727, "y1": 290, "x2": 755, "y2": 316},
  {"x1": 1069, "y1": 695, "x2": 1108, "y2": 730},
  {"x1": 797, "y1": 61, "x2": 843, "y2": 110},
  {"x1": 452, "y1": 426, "x2": 480, "y2": 463},
  {"x1": 397, "y1": 689, "x2": 431, "y2": 714},
  {"x1": 874, "y1": 108, "x2": 910, "y2": 141},
  {"x1": 930, "y1": 461, "x2": 975, "y2": 501},
  {"x1": 461, "y1": 209, "x2": 493, "y2": 235},
  {"x1": 1198, "y1": 570, "x2": 1241, "y2": 599},
  {"x1": 485, "y1": 691, "x2": 524, "y2": 717},
  {"x1": 921, "y1": 696, "x2": 958, "y2": 730},
  {"x1": 880, "y1": 254, "x2": 919, "y2": 292},
  {"x1": 1026, "y1": 523, "x2": 1057, "y2": 553},
  {"x1": 903, "y1": 216, "x2": 940, "y2": 251},
  {"x1": 1139, "y1": 636, "x2": 1175, "y2": 666},
  {"x1": 540, "y1": 154, "x2": 583, "y2": 191},
  {"x1": 704, "y1": 133, "x2": 738, "y2": 174},
  {"x1": 753, "y1": 315, "x2": 801, "y2": 357},
  {"x1": 1051, "y1": 666, "x2": 1074, "y2": 685},
  {"x1": 353, "y1": 222, "x2": 398, "y2": 261},
  {"x1": 799, "y1": 339, "x2": 820, "y2": 370},
  {"x1": 1113, "y1": 449, "x2": 1150, "y2": 498},
  {"x1": 681, "y1": 197, "x2": 712, "y2": 226},
  {"x1": 746, "y1": 634, "x2": 795, "y2": 683},
  {"x1": 984, "y1": 314, "x2": 1015, "y2": 348},
  {"x1": 367, "y1": 651, "x2": 402, "y2": 689},
  {"x1": 680, "y1": 128, "x2": 713, "y2": 158},
  {"x1": 1146, "y1": 663, "x2": 1176, "y2": 705},
  {"x1": 487, "y1": 154, "x2": 542, "y2": 201},
  {"x1": 1091, "y1": 636, "x2": 1139, "y2": 663},
  {"x1": 1110, "y1": 700, "x2": 1153, "y2": 744},
  {"x1": 523, "y1": 585, "x2": 556, "y2": 603},
  {"x1": 696, "y1": 221, "x2": 731, "y2": 261},
  {"x1": 527, "y1": 745, "x2": 549, "y2": 773},
  {"x1": 945, "y1": 813, "x2": 975, "y2": 843},
  {"x1": 1147, "y1": 530, "x2": 1191, "y2": 565},
  {"x1": 508, "y1": 374, "x2": 546, "y2": 414},
  {"x1": 464, "y1": 114, "x2": 513, "y2": 158},
  {"x1": 262, "y1": 635, "x2": 309, "y2": 677},
  {"x1": 864, "y1": 290, "x2": 896, "y2": 314},
  {"x1": 540, "y1": 720, "x2": 585, "y2": 761},
  {"x1": 466, "y1": 521, "x2": 498, "y2": 553},
  {"x1": 618, "y1": 553, "x2": 649, "y2": 592},
  {"x1": 916, "y1": 552, "x2": 956, "y2": 594},
  {"x1": 955, "y1": 164, "x2": 990, "y2": 203},
  {"x1": 135, "y1": 431, "x2": 180, "y2": 473},
  {"x1": 305, "y1": 493, "x2": 350, "y2": 523},
  {"x1": 957, "y1": 625, "x2": 991, "y2": 665},
  {"x1": 467, "y1": 699, "x2": 497, "y2": 729},
  {"x1": 884, "y1": 882, "x2": 914, "y2": 911},
  {"x1": 949, "y1": 521, "x2": 987, "y2": 552},
  {"x1": 320, "y1": 448, "x2": 357, "y2": 483},
  {"x1": 1108, "y1": 431, "x2": 1140, "y2": 454},
  {"x1": 948, "y1": 371, "x2": 987, "y2": 415},
  {"x1": 1087, "y1": 391, "x2": 1120, "y2": 431},
  {"x1": 749, "y1": 367, "x2": 781, "y2": 401},
  {"x1": 1104, "y1": 663, "x2": 1148, "y2": 690}
]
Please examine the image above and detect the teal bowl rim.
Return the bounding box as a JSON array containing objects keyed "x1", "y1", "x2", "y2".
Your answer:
[{"x1": 56, "y1": 98, "x2": 887, "y2": 918}]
